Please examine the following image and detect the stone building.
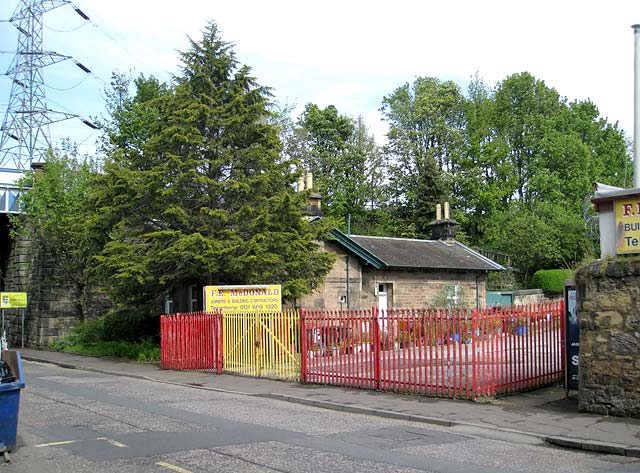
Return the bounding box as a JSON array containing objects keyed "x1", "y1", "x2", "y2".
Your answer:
[{"x1": 298, "y1": 207, "x2": 504, "y2": 311}]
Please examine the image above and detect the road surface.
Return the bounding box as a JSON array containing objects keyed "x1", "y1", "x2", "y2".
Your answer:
[{"x1": 3, "y1": 360, "x2": 639, "y2": 473}]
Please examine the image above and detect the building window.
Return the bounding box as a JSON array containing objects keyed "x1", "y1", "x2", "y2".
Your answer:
[
  {"x1": 445, "y1": 284, "x2": 460, "y2": 307},
  {"x1": 164, "y1": 294, "x2": 173, "y2": 315}
]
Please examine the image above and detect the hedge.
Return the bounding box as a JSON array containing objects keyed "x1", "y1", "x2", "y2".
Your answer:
[{"x1": 530, "y1": 269, "x2": 574, "y2": 294}]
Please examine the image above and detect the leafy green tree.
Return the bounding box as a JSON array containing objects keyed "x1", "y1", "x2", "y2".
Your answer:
[
  {"x1": 490, "y1": 72, "x2": 565, "y2": 206},
  {"x1": 95, "y1": 22, "x2": 334, "y2": 309},
  {"x1": 565, "y1": 99, "x2": 631, "y2": 190},
  {"x1": 299, "y1": 103, "x2": 354, "y2": 180},
  {"x1": 455, "y1": 72, "x2": 629, "y2": 276},
  {"x1": 290, "y1": 105, "x2": 388, "y2": 229},
  {"x1": 330, "y1": 116, "x2": 387, "y2": 223},
  {"x1": 481, "y1": 202, "x2": 592, "y2": 277},
  {"x1": 15, "y1": 151, "x2": 104, "y2": 320},
  {"x1": 99, "y1": 73, "x2": 170, "y2": 157},
  {"x1": 381, "y1": 77, "x2": 466, "y2": 237},
  {"x1": 297, "y1": 103, "x2": 354, "y2": 215},
  {"x1": 454, "y1": 76, "x2": 505, "y2": 242}
]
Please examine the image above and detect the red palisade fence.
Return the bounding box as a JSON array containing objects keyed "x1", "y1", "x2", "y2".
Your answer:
[
  {"x1": 300, "y1": 301, "x2": 564, "y2": 399},
  {"x1": 471, "y1": 301, "x2": 564, "y2": 396},
  {"x1": 160, "y1": 312, "x2": 223, "y2": 372},
  {"x1": 160, "y1": 302, "x2": 564, "y2": 400}
]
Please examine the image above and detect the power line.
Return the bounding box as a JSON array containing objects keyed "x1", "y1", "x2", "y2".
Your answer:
[
  {"x1": 75, "y1": 6, "x2": 172, "y2": 82},
  {"x1": 45, "y1": 21, "x2": 87, "y2": 33},
  {"x1": 44, "y1": 73, "x2": 90, "y2": 91}
]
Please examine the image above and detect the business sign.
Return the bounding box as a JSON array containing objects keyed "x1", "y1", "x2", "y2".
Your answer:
[
  {"x1": 565, "y1": 283, "x2": 579, "y2": 390},
  {"x1": 0, "y1": 292, "x2": 27, "y2": 309},
  {"x1": 204, "y1": 285, "x2": 282, "y2": 313},
  {"x1": 615, "y1": 198, "x2": 640, "y2": 254}
]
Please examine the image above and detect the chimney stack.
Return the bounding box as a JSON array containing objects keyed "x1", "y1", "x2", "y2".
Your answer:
[
  {"x1": 299, "y1": 171, "x2": 322, "y2": 217},
  {"x1": 430, "y1": 201, "x2": 458, "y2": 244}
]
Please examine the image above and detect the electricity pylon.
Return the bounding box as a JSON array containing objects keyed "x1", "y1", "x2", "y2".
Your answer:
[{"x1": 0, "y1": 0, "x2": 94, "y2": 172}]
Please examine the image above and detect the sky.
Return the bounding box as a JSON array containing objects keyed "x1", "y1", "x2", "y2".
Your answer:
[{"x1": 0, "y1": 0, "x2": 638, "y2": 160}]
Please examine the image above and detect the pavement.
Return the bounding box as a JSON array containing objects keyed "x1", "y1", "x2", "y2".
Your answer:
[{"x1": 16, "y1": 348, "x2": 640, "y2": 458}]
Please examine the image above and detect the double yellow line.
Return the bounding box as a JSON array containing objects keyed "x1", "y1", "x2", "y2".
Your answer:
[
  {"x1": 156, "y1": 461, "x2": 193, "y2": 473},
  {"x1": 35, "y1": 438, "x2": 193, "y2": 472},
  {"x1": 34, "y1": 437, "x2": 127, "y2": 448}
]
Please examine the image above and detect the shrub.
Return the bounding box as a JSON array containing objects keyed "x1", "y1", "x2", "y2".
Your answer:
[
  {"x1": 50, "y1": 338, "x2": 160, "y2": 362},
  {"x1": 49, "y1": 309, "x2": 161, "y2": 362},
  {"x1": 102, "y1": 307, "x2": 160, "y2": 343},
  {"x1": 530, "y1": 269, "x2": 574, "y2": 294},
  {"x1": 50, "y1": 317, "x2": 104, "y2": 351}
]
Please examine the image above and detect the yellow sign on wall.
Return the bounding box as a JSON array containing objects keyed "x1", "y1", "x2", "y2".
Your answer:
[
  {"x1": 204, "y1": 285, "x2": 282, "y2": 313},
  {"x1": 615, "y1": 198, "x2": 640, "y2": 254},
  {"x1": 0, "y1": 292, "x2": 27, "y2": 309}
]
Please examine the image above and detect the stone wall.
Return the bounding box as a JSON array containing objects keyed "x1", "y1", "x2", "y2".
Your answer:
[
  {"x1": 512, "y1": 289, "x2": 545, "y2": 306},
  {"x1": 298, "y1": 241, "x2": 363, "y2": 310},
  {"x1": 575, "y1": 258, "x2": 640, "y2": 417},
  {"x1": 2, "y1": 226, "x2": 110, "y2": 348},
  {"x1": 361, "y1": 269, "x2": 481, "y2": 309}
]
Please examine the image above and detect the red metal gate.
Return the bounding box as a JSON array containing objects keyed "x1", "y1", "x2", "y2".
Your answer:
[{"x1": 160, "y1": 312, "x2": 223, "y2": 372}]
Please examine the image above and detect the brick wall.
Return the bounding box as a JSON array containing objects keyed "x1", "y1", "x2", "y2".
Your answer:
[{"x1": 364, "y1": 270, "x2": 482, "y2": 309}]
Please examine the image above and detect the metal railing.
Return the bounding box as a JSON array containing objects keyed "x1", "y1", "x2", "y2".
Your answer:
[
  {"x1": 301, "y1": 303, "x2": 563, "y2": 399},
  {"x1": 160, "y1": 312, "x2": 222, "y2": 372},
  {"x1": 160, "y1": 301, "x2": 564, "y2": 399},
  {"x1": 223, "y1": 311, "x2": 300, "y2": 381}
]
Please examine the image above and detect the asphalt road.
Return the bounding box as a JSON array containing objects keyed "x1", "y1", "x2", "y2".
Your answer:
[{"x1": 4, "y1": 360, "x2": 640, "y2": 473}]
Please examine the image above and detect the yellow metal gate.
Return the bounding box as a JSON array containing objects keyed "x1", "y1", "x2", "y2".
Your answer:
[{"x1": 223, "y1": 311, "x2": 300, "y2": 381}]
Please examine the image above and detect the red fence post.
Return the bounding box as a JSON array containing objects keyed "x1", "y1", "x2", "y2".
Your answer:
[
  {"x1": 471, "y1": 308, "x2": 477, "y2": 399},
  {"x1": 373, "y1": 307, "x2": 381, "y2": 390},
  {"x1": 160, "y1": 315, "x2": 166, "y2": 369},
  {"x1": 217, "y1": 310, "x2": 223, "y2": 374},
  {"x1": 300, "y1": 309, "x2": 307, "y2": 384},
  {"x1": 559, "y1": 299, "x2": 565, "y2": 386}
]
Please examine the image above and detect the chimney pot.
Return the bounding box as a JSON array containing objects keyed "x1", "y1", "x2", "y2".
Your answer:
[
  {"x1": 305, "y1": 172, "x2": 313, "y2": 191},
  {"x1": 436, "y1": 203, "x2": 442, "y2": 221}
]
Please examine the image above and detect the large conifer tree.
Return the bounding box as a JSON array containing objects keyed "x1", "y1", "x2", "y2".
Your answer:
[{"x1": 95, "y1": 22, "x2": 333, "y2": 308}]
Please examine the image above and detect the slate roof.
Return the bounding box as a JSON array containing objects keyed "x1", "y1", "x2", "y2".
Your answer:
[{"x1": 330, "y1": 229, "x2": 504, "y2": 272}]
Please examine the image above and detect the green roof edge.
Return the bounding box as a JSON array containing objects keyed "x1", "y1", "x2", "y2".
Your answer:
[{"x1": 329, "y1": 229, "x2": 386, "y2": 269}]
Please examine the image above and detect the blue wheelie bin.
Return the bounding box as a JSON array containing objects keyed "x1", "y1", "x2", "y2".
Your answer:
[{"x1": 0, "y1": 350, "x2": 25, "y2": 453}]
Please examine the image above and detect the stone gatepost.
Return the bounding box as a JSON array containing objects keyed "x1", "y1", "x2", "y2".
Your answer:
[{"x1": 575, "y1": 259, "x2": 640, "y2": 417}]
